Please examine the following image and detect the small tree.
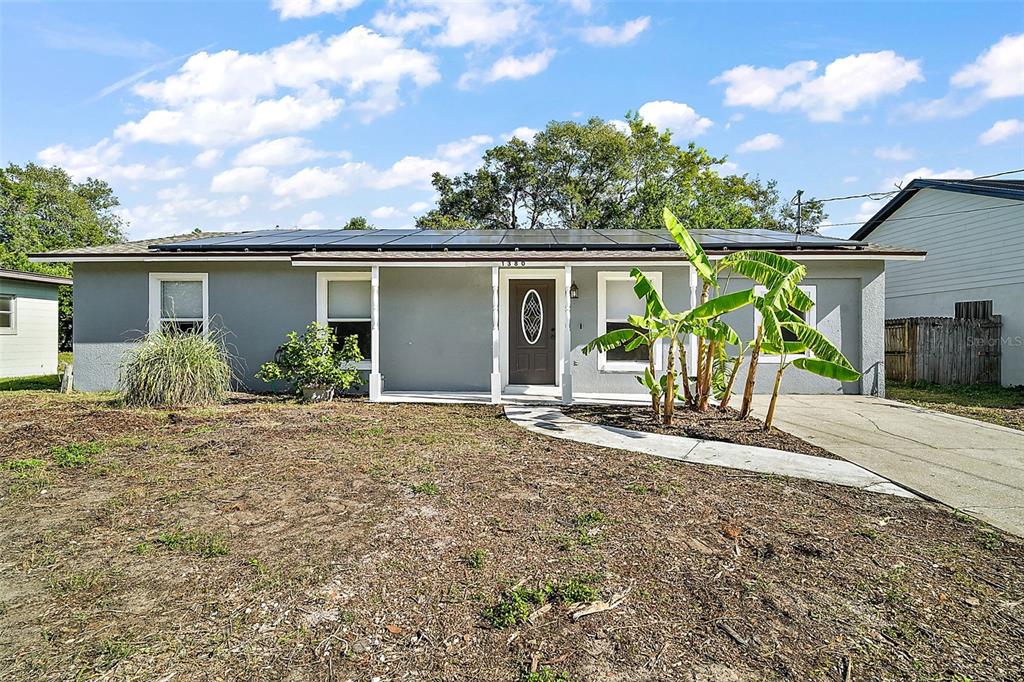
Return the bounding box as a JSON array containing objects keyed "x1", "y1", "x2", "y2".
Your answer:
[{"x1": 257, "y1": 323, "x2": 363, "y2": 397}]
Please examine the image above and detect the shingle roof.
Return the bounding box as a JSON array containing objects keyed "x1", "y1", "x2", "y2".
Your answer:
[
  {"x1": 0, "y1": 268, "x2": 73, "y2": 286},
  {"x1": 851, "y1": 178, "x2": 1024, "y2": 241}
]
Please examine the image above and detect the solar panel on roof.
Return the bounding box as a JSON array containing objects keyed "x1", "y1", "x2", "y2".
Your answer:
[
  {"x1": 551, "y1": 231, "x2": 616, "y2": 245},
  {"x1": 444, "y1": 230, "x2": 507, "y2": 246},
  {"x1": 603, "y1": 230, "x2": 675, "y2": 246}
]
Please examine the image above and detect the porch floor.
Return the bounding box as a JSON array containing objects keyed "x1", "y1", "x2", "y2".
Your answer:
[{"x1": 378, "y1": 390, "x2": 651, "y2": 406}]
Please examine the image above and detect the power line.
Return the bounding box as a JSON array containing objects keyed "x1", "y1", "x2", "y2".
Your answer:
[
  {"x1": 816, "y1": 201, "x2": 1022, "y2": 230},
  {"x1": 968, "y1": 167, "x2": 1024, "y2": 180},
  {"x1": 806, "y1": 168, "x2": 1024, "y2": 206}
]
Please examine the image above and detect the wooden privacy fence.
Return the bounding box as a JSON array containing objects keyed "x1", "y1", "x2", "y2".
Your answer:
[{"x1": 885, "y1": 316, "x2": 1002, "y2": 385}]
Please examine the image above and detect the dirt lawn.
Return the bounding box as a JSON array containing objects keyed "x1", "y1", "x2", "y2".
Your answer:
[{"x1": 1, "y1": 392, "x2": 1022, "y2": 681}]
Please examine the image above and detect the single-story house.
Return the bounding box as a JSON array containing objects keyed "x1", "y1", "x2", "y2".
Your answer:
[
  {"x1": 0, "y1": 268, "x2": 72, "y2": 378},
  {"x1": 852, "y1": 179, "x2": 1024, "y2": 386},
  {"x1": 31, "y1": 228, "x2": 922, "y2": 402}
]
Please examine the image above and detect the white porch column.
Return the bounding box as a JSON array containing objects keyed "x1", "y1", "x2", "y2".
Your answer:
[
  {"x1": 562, "y1": 265, "x2": 573, "y2": 404},
  {"x1": 369, "y1": 265, "x2": 382, "y2": 401},
  {"x1": 490, "y1": 265, "x2": 501, "y2": 403}
]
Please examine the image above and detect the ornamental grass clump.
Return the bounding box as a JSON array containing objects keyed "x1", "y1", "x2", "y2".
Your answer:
[{"x1": 119, "y1": 328, "x2": 233, "y2": 407}]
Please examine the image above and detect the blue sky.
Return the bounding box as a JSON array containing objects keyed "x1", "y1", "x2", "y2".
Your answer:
[{"x1": 2, "y1": 1, "x2": 1022, "y2": 240}]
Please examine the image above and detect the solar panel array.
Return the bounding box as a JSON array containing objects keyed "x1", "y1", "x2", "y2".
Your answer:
[{"x1": 153, "y1": 228, "x2": 862, "y2": 252}]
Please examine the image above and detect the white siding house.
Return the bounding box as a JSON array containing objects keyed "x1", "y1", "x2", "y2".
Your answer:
[
  {"x1": 852, "y1": 179, "x2": 1024, "y2": 386},
  {"x1": 0, "y1": 269, "x2": 71, "y2": 378}
]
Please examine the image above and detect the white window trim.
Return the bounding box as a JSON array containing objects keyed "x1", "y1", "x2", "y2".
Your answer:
[
  {"x1": 316, "y1": 271, "x2": 372, "y2": 371},
  {"x1": 0, "y1": 294, "x2": 16, "y2": 335},
  {"x1": 148, "y1": 273, "x2": 208, "y2": 336},
  {"x1": 597, "y1": 271, "x2": 664, "y2": 373},
  {"x1": 753, "y1": 284, "x2": 817, "y2": 363}
]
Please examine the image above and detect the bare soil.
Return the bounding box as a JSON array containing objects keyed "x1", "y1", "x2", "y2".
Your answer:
[
  {"x1": 565, "y1": 402, "x2": 837, "y2": 459},
  {"x1": 1, "y1": 391, "x2": 1022, "y2": 681}
]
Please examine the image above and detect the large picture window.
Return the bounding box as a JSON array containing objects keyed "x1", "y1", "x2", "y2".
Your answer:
[
  {"x1": 597, "y1": 271, "x2": 663, "y2": 372},
  {"x1": 754, "y1": 284, "x2": 817, "y2": 363},
  {"x1": 0, "y1": 294, "x2": 16, "y2": 334},
  {"x1": 317, "y1": 272, "x2": 372, "y2": 367},
  {"x1": 149, "y1": 273, "x2": 208, "y2": 335}
]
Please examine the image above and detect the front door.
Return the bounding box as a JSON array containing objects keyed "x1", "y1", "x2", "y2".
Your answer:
[{"x1": 509, "y1": 279, "x2": 556, "y2": 385}]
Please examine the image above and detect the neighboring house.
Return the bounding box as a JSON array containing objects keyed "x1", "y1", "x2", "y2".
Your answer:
[
  {"x1": 0, "y1": 268, "x2": 72, "y2": 378},
  {"x1": 31, "y1": 229, "x2": 921, "y2": 401},
  {"x1": 852, "y1": 179, "x2": 1024, "y2": 386}
]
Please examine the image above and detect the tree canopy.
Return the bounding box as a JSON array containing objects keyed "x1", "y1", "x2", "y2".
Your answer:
[
  {"x1": 416, "y1": 114, "x2": 825, "y2": 232},
  {"x1": 1, "y1": 163, "x2": 127, "y2": 348}
]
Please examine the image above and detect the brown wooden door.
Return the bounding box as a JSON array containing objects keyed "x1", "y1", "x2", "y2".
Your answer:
[{"x1": 509, "y1": 279, "x2": 556, "y2": 385}]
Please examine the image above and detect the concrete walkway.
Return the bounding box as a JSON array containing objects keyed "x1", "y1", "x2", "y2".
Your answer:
[
  {"x1": 749, "y1": 395, "x2": 1024, "y2": 537},
  {"x1": 505, "y1": 405, "x2": 914, "y2": 498}
]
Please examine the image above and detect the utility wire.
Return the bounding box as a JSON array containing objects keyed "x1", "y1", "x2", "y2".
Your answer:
[{"x1": 804, "y1": 168, "x2": 1024, "y2": 206}]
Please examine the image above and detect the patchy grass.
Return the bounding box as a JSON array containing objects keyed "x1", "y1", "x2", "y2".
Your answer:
[
  {"x1": 1, "y1": 390, "x2": 1022, "y2": 681},
  {"x1": 888, "y1": 381, "x2": 1024, "y2": 431},
  {"x1": 50, "y1": 441, "x2": 104, "y2": 468},
  {"x1": 0, "y1": 374, "x2": 60, "y2": 391},
  {"x1": 411, "y1": 481, "x2": 440, "y2": 496}
]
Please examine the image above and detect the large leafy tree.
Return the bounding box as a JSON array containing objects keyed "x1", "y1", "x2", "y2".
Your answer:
[
  {"x1": 417, "y1": 113, "x2": 826, "y2": 231},
  {"x1": 0, "y1": 163, "x2": 127, "y2": 349}
]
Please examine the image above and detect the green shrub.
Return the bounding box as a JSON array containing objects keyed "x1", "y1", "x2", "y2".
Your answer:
[
  {"x1": 52, "y1": 442, "x2": 104, "y2": 467},
  {"x1": 119, "y1": 329, "x2": 233, "y2": 407},
  {"x1": 256, "y1": 322, "x2": 363, "y2": 393}
]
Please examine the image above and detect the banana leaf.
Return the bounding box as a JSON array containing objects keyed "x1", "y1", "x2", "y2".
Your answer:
[
  {"x1": 791, "y1": 357, "x2": 861, "y2": 382},
  {"x1": 629, "y1": 268, "x2": 667, "y2": 319},
  {"x1": 663, "y1": 207, "x2": 716, "y2": 287},
  {"x1": 582, "y1": 327, "x2": 636, "y2": 356},
  {"x1": 687, "y1": 288, "x2": 756, "y2": 320},
  {"x1": 755, "y1": 299, "x2": 784, "y2": 351},
  {"x1": 692, "y1": 319, "x2": 741, "y2": 346},
  {"x1": 780, "y1": 320, "x2": 855, "y2": 370}
]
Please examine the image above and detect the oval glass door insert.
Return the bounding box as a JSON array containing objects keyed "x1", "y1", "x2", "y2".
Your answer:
[{"x1": 521, "y1": 289, "x2": 543, "y2": 345}]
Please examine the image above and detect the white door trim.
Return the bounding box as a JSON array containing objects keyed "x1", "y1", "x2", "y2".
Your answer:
[{"x1": 499, "y1": 268, "x2": 565, "y2": 389}]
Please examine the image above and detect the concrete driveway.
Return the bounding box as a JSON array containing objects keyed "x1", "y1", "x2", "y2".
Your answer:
[{"x1": 750, "y1": 395, "x2": 1024, "y2": 537}]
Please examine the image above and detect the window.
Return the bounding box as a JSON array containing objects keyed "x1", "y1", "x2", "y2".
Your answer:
[
  {"x1": 754, "y1": 284, "x2": 816, "y2": 363},
  {"x1": 149, "y1": 273, "x2": 208, "y2": 335},
  {"x1": 597, "y1": 271, "x2": 662, "y2": 372},
  {"x1": 317, "y1": 272, "x2": 372, "y2": 367},
  {"x1": 0, "y1": 294, "x2": 16, "y2": 334}
]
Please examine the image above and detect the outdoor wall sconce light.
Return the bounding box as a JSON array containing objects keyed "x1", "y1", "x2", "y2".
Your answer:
[{"x1": 569, "y1": 282, "x2": 579, "y2": 299}]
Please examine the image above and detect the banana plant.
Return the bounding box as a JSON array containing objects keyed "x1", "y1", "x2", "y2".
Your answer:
[{"x1": 760, "y1": 308, "x2": 861, "y2": 430}]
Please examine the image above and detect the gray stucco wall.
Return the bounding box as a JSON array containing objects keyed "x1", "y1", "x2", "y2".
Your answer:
[
  {"x1": 72, "y1": 258, "x2": 885, "y2": 397},
  {"x1": 379, "y1": 267, "x2": 492, "y2": 392}
]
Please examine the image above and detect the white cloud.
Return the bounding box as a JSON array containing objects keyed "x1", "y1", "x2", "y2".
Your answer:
[
  {"x1": 873, "y1": 144, "x2": 913, "y2": 161},
  {"x1": 504, "y1": 126, "x2": 540, "y2": 141},
  {"x1": 370, "y1": 206, "x2": 402, "y2": 219},
  {"x1": 637, "y1": 100, "x2": 713, "y2": 137},
  {"x1": 117, "y1": 27, "x2": 440, "y2": 146},
  {"x1": 234, "y1": 136, "x2": 345, "y2": 166},
  {"x1": 37, "y1": 138, "x2": 185, "y2": 183},
  {"x1": 271, "y1": 0, "x2": 363, "y2": 19},
  {"x1": 736, "y1": 132, "x2": 783, "y2": 152},
  {"x1": 566, "y1": 0, "x2": 592, "y2": 13},
  {"x1": 979, "y1": 118, "x2": 1024, "y2": 145},
  {"x1": 436, "y1": 134, "x2": 493, "y2": 159},
  {"x1": 842, "y1": 175, "x2": 859, "y2": 184},
  {"x1": 407, "y1": 200, "x2": 431, "y2": 212},
  {"x1": 431, "y1": 1, "x2": 534, "y2": 48},
  {"x1": 371, "y1": 10, "x2": 441, "y2": 34},
  {"x1": 853, "y1": 199, "x2": 881, "y2": 223},
  {"x1": 193, "y1": 149, "x2": 223, "y2": 168},
  {"x1": 712, "y1": 51, "x2": 923, "y2": 121},
  {"x1": 271, "y1": 164, "x2": 367, "y2": 202},
  {"x1": 297, "y1": 210, "x2": 324, "y2": 228},
  {"x1": 951, "y1": 33, "x2": 1024, "y2": 99},
  {"x1": 210, "y1": 166, "x2": 270, "y2": 192},
  {"x1": 712, "y1": 161, "x2": 739, "y2": 175},
  {"x1": 608, "y1": 119, "x2": 630, "y2": 135},
  {"x1": 462, "y1": 48, "x2": 556, "y2": 88},
  {"x1": 119, "y1": 187, "x2": 252, "y2": 239},
  {"x1": 580, "y1": 17, "x2": 650, "y2": 47},
  {"x1": 882, "y1": 166, "x2": 974, "y2": 190}
]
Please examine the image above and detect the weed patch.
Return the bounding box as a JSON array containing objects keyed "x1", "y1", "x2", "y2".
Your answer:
[
  {"x1": 462, "y1": 549, "x2": 486, "y2": 569},
  {"x1": 483, "y1": 573, "x2": 603, "y2": 628},
  {"x1": 154, "y1": 529, "x2": 229, "y2": 558},
  {"x1": 411, "y1": 481, "x2": 440, "y2": 496},
  {"x1": 51, "y1": 442, "x2": 104, "y2": 468},
  {"x1": 3, "y1": 458, "x2": 46, "y2": 471}
]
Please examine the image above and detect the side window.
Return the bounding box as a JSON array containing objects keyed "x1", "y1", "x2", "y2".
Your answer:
[
  {"x1": 597, "y1": 272, "x2": 662, "y2": 372},
  {"x1": 318, "y1": 273, "x2": 372, "y2": 366},
  {"x1": 149, "y1": 274, "x2": 208, "y2": 335},
  {"x1": 0, "y1": 294, "x2": 16, "y2": 334}
]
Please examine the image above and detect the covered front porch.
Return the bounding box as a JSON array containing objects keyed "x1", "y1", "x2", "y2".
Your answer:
[{"x1": 297, "y1": 259, "x2": 691, "y2": 405}]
